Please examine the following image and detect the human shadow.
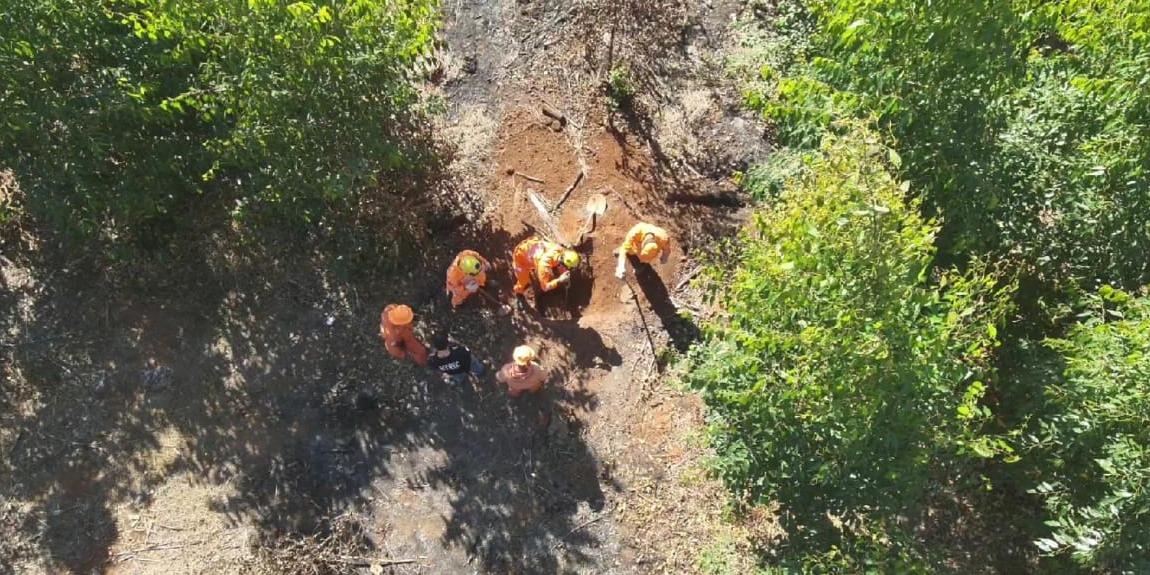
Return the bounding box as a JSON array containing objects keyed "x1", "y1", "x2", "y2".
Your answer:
[{"x1": 631, "y1": 258, "x2": 700, "y2": 353}]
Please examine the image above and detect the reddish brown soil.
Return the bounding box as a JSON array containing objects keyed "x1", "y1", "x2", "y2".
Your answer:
[{"x1": 489, "y1": 104, "x2": 679, "y2": 325}]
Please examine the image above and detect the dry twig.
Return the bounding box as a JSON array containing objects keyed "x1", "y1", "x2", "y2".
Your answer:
[
  {"x1": 674, "y1": 267, "x2": 703, "y2": 292},
  {"x1": 514, "y1": 171, "x2": 546, "y2": 184},
  {"x1": 553, "y1": 169, "x2": 585, "y2": 213},
  {"x1": 551, "y1": 514, "x2": 608, "y2": 551}
]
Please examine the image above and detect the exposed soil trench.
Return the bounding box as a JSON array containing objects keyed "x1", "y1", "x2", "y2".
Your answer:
[{"x1": 0, "y1": 1, "x2": 772, "y2": 574}]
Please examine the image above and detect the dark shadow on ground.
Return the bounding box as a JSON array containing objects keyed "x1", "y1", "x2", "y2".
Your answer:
[
  {"x1": 631, "y1": 258, "x2": 700, "y2": 353},
  {"x1": 604, "y1": 114, "x2": 747, "y2": 262},
  {"x1": 0, "y1": 211, "x2": 622, "y2": 574}
]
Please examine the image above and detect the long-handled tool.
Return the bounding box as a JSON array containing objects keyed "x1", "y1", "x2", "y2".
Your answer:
[
  {"x1": 575, "y1": 192, "x2": 608, "y2": 246},
  {"x1": 475, "y1": 286, "x2": 512, "y2": 315}
]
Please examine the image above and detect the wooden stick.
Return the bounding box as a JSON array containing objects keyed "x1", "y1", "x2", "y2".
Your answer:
[
  {"x1": 514, "y1": 171, "x2": 545, "y2": 184},
  {"x1": 114, "y1": 542, "x2": 189, "y2": 558},
  {"x1": 541, "y1": 104, "x2": 567, "y2": 126},
  {"x1": 674, "y1": 267, "x2": 703, "y2": 292},
  {"x1": 527, "y1": 190, "x2": 567, "y2": 245},
  {"x1": 332, "y1": 556, "x2": 419, "y2": 567},
  {"x1": 551, "y1": 515, "x2": 606, "y2": 551},
  {"x1": 552, "y1": 170, "x2": 584, "y2": 214},
  {"x1": 476, "y1": 288, "x2": 512, "y2": 315}
]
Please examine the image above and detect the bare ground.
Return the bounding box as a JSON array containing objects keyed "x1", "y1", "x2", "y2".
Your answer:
[{"x1": 1, "y1": 1, "x2": 774, "y2": 573}]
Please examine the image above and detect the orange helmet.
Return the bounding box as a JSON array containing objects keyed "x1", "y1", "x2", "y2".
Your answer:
[{"x1": 386, "y1": 305, "x2": 414, "y2": 326}]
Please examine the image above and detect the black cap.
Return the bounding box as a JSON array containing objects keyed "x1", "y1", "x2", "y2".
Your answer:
[{"x1": 431, "y1": 333, "x2": 449, "y2": 350}]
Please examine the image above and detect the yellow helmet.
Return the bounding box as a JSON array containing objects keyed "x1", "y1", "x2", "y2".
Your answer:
[
  {"x1": 459, "y1": 254, "x2": 482, "y2": 276},
  {"x1": 640, "y1": 241, "x2": 661, "y2": 260},
  {"x1": 513, "y1": 345, "x2": 537, "y2": 365},
  {"x1": 561, "y1": 250, "x2": 581, "y2": 269}
]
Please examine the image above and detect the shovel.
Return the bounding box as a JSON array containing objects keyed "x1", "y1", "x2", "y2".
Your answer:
[{"x1": 575, "y1": 193, "x2": 608, "y2": 246}]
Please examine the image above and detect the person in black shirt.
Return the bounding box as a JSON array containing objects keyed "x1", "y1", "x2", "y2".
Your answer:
[{"x1": 428, "y1": 333, "x2": 486, "y2": 387}]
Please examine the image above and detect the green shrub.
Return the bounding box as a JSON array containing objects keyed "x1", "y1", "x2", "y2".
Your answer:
[
  {"x1": 686, "y1": 122, "x2": 1013, "y2": 559},
  {"x1": 1026, "y1": 287, "x2": 1150, "y2": 571},
  {"x1": 745, "y1": 0, "x2": 1150, "y2": 293},
  {"x1": 0, "y1": 0, "x2": 438, "y2": 243},
  {"x1": 739, "y1": 148, "x2": 810, "y2": 201},
  {"x1": 606, "y1": 64, "x2": 635, "y2": 111},
  {"x1": 723, "y1": 0, "x2": 1150, "y2": 569},
  {"x1": 778, "y1": 517, "x2": 936, "y2": 574}
]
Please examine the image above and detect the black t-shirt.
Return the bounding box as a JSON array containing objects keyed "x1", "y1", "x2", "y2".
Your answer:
[{"x1": 428, "y1": 345, "x2": 472, "y2": 376}]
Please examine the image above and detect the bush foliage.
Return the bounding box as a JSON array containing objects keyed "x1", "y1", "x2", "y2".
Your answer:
[
  {"x1": 704, "y1": 0, "x2": 1150, "y2": 570},
  {"x1": 0, "y1": 0, "x2": 437, "y2": 243},
  {"x1": 687, "y1": 123, "x2": 1012, "y2": 561},
  {"x1": 753, "y1": 0, "x2": 1150, "y2": 293},
  {"x1": 1026, "y1": 288, "x2": 1150, "y2": 572}
]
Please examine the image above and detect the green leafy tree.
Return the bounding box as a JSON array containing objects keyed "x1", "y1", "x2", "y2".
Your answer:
[
  {"x1": 0, "y1": 0, "x2": 437, "y2": 243},
  {"x1": 1026, "y1": 287, "x2": 1150, "y2": 571},
  {"x1": 748, "y1": 0, "x2": 1150, "y2": 293},
  {"x1": 686, "y1": 123, "x2": 1013, "y2": 562}
]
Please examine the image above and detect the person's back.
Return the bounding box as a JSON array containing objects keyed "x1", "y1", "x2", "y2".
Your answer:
[
  {"x1": 380, "y1": 304, "x2": 427, "y2": 366},
  {"x1": 445, "y1": 250, "x2": 491, "y2": 307},
  {"x1": 616, "y1": 222, "x2": 671, "y2": 278},
  {"x1": 512, "y1": 237, "x2": 580, "y2": 295}
]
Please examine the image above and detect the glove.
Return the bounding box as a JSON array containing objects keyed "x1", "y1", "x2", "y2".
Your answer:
[
  {"x1": 615, "y1": 263, "x2": 626, "y2": 279},
  {"x1": 558, "y1": 272, "x2": 571, "y2": 284},
  {"x1": 465, "y1": 280, "x2": 479, "y2": 293}
]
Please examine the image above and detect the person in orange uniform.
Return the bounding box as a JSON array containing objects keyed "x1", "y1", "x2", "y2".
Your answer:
[
  {"x1": 511, "y1": 236, "x2": 581, "y2": 296},
  {"x1": 615, "y1": 222, "x2": 670, "y2": 279},
  {"x1": 495, "y1": 345, "x2": 548, "y2": 397},
  {"x1": 445, "y1": 250, "x2": 492, "y2": 307},
  {"x1": 379, "y1": 304, "x2": 427, "y2": 366}
]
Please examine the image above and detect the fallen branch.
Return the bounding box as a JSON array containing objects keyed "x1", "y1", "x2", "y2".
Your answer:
[
  {"x1": 675, "y1": 267, "x2": 703, "y2": 292},
  {"x1": 514, "y1": 171, "x2": 545, "y2": 184},
  {"x1": 631, "y1": 335, "x2": 653, "y2": 381},
  {"x1": 115, "y1": 542, "x2": 191, "y2": 562},
  {"x1": 670, "y1": 297, "x2": 702, "y2": 316},
  {"x1": 332, "y1": 556, "x2": 419, "y2": 567},
  {"x1": 541, "y1": 103, "x2": 567, "y2": 127},
  {"x1": 551, "y1": 515, "x2": 607, "y2": 551},
  {"x1": 645, "y1": 352, "x2": 659, "y2": 380},
  {"x1": 0, "y1": 333, "x2": 74, "y2": 348},
  {"x1": 7, "y1": 429, "x2": 25, "y2": 458},
  {"x1": 552, "y1": 170, "x2": 584, "y2": 214}
]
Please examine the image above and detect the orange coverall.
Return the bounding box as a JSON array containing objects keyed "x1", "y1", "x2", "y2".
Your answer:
[
  {"x1": 496, "y1": 362, "x2": 547, "y2": 397},
  {"x1": 380, "y1": 305, "x2": 427, "y2": 366},
  {"x1": 445, "y1": 250, "x2": 491, "y2": 307},
  {"x1": 621, "y1": 223, "x2": 671, "y2": 264},
  {"x1": 512, "y1": 237, "x2": 569, "y2": 295}
]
